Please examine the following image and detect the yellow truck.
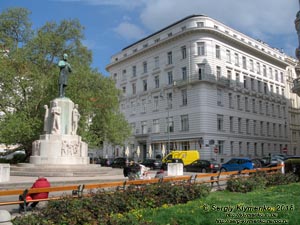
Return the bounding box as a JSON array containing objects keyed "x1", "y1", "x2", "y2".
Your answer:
[{"x1": 162, "y1": 150, "x2": 200, "y2": 167}]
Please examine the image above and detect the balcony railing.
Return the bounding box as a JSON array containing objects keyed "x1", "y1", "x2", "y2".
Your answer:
[
  {"x1": 292, "y1": 77, "x2": 300, "y2": 96},
  {"x1": 173, "y1": 73, "x2": 230, "y2": 87}
]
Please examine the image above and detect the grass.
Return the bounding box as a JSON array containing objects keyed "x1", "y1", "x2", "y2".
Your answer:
[{"x1": 119, "y1": 183, "x2": 300, "y2": 225}]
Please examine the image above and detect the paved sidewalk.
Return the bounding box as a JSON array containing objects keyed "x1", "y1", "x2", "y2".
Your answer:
[{"x1": 0, "y1": 169, "x2": 161, "y2": 190}]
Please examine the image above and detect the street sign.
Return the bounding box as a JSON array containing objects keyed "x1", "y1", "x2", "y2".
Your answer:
[
  {"x1": 282, "y1": 147, "x2": 288, "y2": 153},
  {"x1": 214, "y1": 147, "x2": 218, "y2": 154}
]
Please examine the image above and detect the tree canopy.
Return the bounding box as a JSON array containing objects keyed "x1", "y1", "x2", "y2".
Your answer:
[{"x1": 0, "y1": 7, "x2": 131, "y2": 157}]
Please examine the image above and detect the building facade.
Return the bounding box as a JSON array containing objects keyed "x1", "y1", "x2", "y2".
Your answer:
[{"x1": 106, "y1": 15, "x2": 299, "y2": 162}]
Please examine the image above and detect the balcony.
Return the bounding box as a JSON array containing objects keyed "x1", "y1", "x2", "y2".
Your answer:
[
  {"x1": 292, "y1": 77, "x2": 300, "y2": 97},
  {"x1": 173, "y1": 73, "x2": 230, "y2": 87}
]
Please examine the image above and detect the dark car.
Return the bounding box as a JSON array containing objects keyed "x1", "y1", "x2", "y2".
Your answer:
[
  {"x1": 99, "y1": 158, "x2": 114, "y2": 167},
  {"x1": 111, "y1": 157, "x2": 133, "y2": 168},
  {"x1": 220, "y1": 157, "x2": 254, "y2": 172},
  {"x1": 141, "y1": 159, "x2": 162, "y2": 170},
  {"x1": 184, "y1": 160, "x2": 220, "y2": 173}
]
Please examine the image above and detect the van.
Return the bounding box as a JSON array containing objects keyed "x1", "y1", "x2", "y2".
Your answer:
[{"x1": 162, "y1": 150, "x2": 200, "y2": 166}]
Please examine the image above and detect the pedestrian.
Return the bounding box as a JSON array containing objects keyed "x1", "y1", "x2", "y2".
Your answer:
[
  {"x1": 19, "y1": 176, "x2": 51, "y2": 211},
  {"x1": 123, "y1": 161, "x2": 131, "y2": 178},
  {"x1": 155, "y1": 168, "x2": 165, "y2": 179}
]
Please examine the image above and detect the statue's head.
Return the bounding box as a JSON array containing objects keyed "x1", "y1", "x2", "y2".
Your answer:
[{"x1": 63, "y1": 53, "x2": 68, "y2": 60}]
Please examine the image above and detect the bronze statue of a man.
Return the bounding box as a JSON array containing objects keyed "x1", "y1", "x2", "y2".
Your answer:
[{"x1": 58, "y1": 53, "x2": 72, "y2": 97}]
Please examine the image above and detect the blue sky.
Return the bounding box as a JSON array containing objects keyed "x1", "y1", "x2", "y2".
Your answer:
[{"x1": 1, "y1": 0, "x2": 299, "y2": 76}]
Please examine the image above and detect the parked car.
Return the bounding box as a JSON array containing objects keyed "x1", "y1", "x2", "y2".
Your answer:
[
  {"x1": 99, "y1": 158, "x2": 114, "y2": 167},
  {"x1": 111, "y1": 157, "x2": 133, "y2": 168},
  {"x1": 184, "y1": 160, "x2": 220, "y2": 173},
  {"x1": 141, "y1": 159, "x2": 162, "y2": 170},
  {"x1": 220, "y1": 158, "x2": 254, "y2": 172}
]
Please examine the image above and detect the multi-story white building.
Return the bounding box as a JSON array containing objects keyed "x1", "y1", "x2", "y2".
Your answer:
[{"x1": 106, "y1": 15, "x2": 299, "y2": 162}]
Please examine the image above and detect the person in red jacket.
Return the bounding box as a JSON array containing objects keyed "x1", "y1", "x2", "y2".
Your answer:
[
  {"x1": 29, "y1": 176, "x2": 51, "y2": 208},
  {"x1": 19, "y1": 176, "x2": 51, "y2": 210}
]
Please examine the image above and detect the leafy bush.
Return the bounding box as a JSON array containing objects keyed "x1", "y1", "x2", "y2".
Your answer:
[
  {"x1": 265, "y1": 172, "x2": 298, "y2": 186},
  {"x1": 227, "y1": 172, "x2": 298, "y2": 193},
  {"x1": 13, "y1": 182, "x2": 211, "y2": 225}
]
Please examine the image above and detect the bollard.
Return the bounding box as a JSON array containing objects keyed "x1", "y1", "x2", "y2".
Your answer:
[{"x1": 0, "y1": 210, "x2": 12, "y2": 225}]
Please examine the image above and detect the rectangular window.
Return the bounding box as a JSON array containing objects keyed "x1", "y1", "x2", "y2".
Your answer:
[
  {"x1": 153, "y1": 119, "x2": 160, "y2": 133},
  {"x1": 267, "y1": 122, "x2": 270, "y2": 136},
  {"x1": 198, "y1": 64, "x2": 205, "y2": 80},
  {"x1": 217, "y1": 140, "x2": 224, "y2": 155},
  {"x1": 257, "y1": 80, "x2": 261, "y2": 93},
  {"x1": 226, "y1": 50, "x2": 231, "y2": 63},
  {"x1": 143, "y1": 61, "x2": 147, "y2": 73},
  {"x1": 260, "y1": 121, "x2": 264, "y2": 136},
  {"x1": 168, "y1": 71, "x2": 173, "y2": 85},
  {"x1": 263, "y1": 65, "x2": 267, "y2": 76},
  {"x1": 242, "y1": 56, "x2": 247, "y2": 69},
  {"x1": 217, "y1": 89, "x2": 223, "y2": 106},
  {"x1": 197, "y1": 42, "x2": 205, "y2": 56},
  {"x1": 167, "y1": 117, "x2": 174, "y2": 133},
  {"x1": 275, "y1": 70, "x2": 278, "y2": 81},
  {"x1": 167, "y1": 92, "x2": 173, "y2": 109},
  {"x1": 243, "y1": 76, "x2": 247, "y2": 89},
  {"x1": 250, "y1": 78, "x2": 255, "y2": 91},
  {"x1": 269, "y1": 68, "x2": 273, "y2": 79},
  {"x1": 141, "y1": 121, "x2": 147, "y2": 134},
  {"x1": 249, "y1": 59, "x2": 254, "y2": 71},
  {"x1": 154, "y1": 75, "x2": 160, "y2": 89},
  {"x1": 182, "y1": 67, "x2": 187, "y2": 80},
  {"x1": 234, "y1": 53, "x2": 239, "y2": 66},
  {"x1": 238, "y1": 117, "x2": 242, "y2": 133},
  {"x1": 280, "y1": 72, "x2": 284, "y2": 83},
  {"x1": 216, "y1": 45, "x2": 221, "y2": 59},
  {"x1": 181, "y1": 46, "x2": 186, "y2": 59},
  {"x1": 266, "y1": 102, "x2": 269, "y2": 115},
  {"x1": 182, "y1": 89, "x2": 187, "y2": 106},
  {"x1": 236, "y1": 73, "x2": 240, "y2": 86},
  {"x1": 246, "y1": 119, "x2": 250, "y2": 134},
  {"x1": 229, "y1": 93, "x2": 234, "y2": 109},
  {"x1": 197, "y1": 22, "x2": 204, "y2": 27},
  {"x1": 259, "y1": 100, "x2": 263, "y2": 114},
  {"x1": 153, "y1": 96, "x2": 159, "y2": 111},
  {"x1": 181, "y1": 115, "x2": 189, "y2": 131},
  {"x1": 245, "y1": 97, "x2": 249, "y2": 111},
  {"x1": 216, "y1": 66, "x2": 221, "y2": 80},
  {"x1": 237, "y1": 95, "x2": 241, "y2": 110},
  {"x1": 230, "y1": 116, "x2": 234, "y2": 132},
  {"x1": 132, "y1": 83, "x2": 136, "y2": 95},
  {"x1": 217, "y1": 114, "x2": 224, "y2": 131},
  {"x1": 154, "y1": 56, "x2": 159, "y2": 69},
  {"x1": 167, "y1": 51, "x2": 172, "y2": 64},
  {"x1": 256, "y1": 62, "x2": 261, "y2": 74},
  {"x1": 252, "y1": 99, "x2": 256, "y2": 113},
  {"x1": 141, "y1": 99, "x2": 146, "y2": 113},
  {"x1": 143, "y1": 79, "x2": 147, "y2": 92},
  {"x1": 253, "y1": 120, "x2": 257, "y2": 135},
  {"x1": 132, "y1": 65, "x2": 136, "y2": 77}
]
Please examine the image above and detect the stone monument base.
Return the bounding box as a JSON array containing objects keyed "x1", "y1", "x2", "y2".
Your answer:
[{"x1": 10, "y1": 163, "x2": 113, "y2": 177}]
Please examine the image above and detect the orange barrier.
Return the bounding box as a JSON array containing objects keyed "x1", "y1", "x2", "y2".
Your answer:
[{"x1": 0, "y1": 165, "x2": 282, "y2": 208}]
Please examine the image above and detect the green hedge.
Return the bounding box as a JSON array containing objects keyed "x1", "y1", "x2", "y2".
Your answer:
[{"x1": 13, "y1": 182, "x2": 211, "y2": 225}]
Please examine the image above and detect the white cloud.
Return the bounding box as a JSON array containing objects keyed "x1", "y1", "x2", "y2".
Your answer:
[
  {"x1": 113, "y1": 21, "x2": 145, "y2": 40},
  {"x1": 139, "y1": 0, "x2": 298, "y2": 40}
]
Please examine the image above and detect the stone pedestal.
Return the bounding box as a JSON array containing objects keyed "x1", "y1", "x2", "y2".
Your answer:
[
  {"x1": 30, "y1": 97, "x2": 89, "y2": 165},
  {"x1": 0, "y1": 164, "x2": 10, "y2": 182}
]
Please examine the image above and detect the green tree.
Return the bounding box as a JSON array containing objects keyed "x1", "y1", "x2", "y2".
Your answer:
[{"x1": 0, "y1": 7, "x2": 131, "y2": 158}]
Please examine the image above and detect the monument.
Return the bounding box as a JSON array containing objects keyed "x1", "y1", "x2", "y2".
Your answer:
[{"x1": 11, "y1": 54, "x2": 112, "y2": 176}]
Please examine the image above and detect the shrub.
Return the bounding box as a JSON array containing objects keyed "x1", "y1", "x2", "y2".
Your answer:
[
  {"x1": 13, "y1": 182, "x2": 210, "y2": 225},
  {"x1": 226, "y1": 171, "x2": 298, "y2": 193}
]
